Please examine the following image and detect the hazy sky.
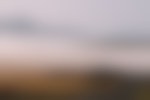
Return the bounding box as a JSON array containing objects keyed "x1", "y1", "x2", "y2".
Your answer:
[
  {"x1": 0, "y1": 0, "x2": 150, "y2": 75},
  {"x1": 0, "y1": 0, "x2": 150, "y2": 33}
]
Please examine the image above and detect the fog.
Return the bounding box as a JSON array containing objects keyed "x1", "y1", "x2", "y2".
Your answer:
[{"x1": 0, "y1": 0, "x2": 150, "y2": 76}]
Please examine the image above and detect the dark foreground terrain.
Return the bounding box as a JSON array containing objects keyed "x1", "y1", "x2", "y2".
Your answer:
[{"x1": 0, "y1": 70, "x2": 149, "y2": 100}]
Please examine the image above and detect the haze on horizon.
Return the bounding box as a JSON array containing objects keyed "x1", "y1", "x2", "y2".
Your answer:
[{"x1": 0, "y1": 0, "x2": 150, "y2": 76}]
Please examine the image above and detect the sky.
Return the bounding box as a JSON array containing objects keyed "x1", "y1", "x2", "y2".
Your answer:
[
  {"x1": 0, "y1": 0, "x2": 150, "y2": 33},
  {"x1": 0, "y1": 0, "x2": 150, "y2": 75}
]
